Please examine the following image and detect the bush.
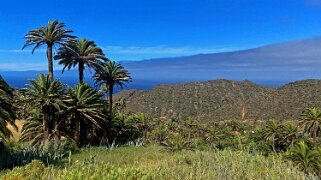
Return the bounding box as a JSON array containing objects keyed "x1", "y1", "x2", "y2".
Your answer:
[{"x1": 1, "y1": 160, "x2": 45, "y2": 179}]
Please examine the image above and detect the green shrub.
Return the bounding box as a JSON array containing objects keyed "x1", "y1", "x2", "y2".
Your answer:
[
  {"x1": 285, "y1": 141, "x2": 321, "y2": 176},
  {"x1": 1, "y1": 160, "x2": 45, "y2": 179}
]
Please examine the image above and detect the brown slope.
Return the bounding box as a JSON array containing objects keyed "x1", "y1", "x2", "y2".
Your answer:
[{"x1": 115, "y1": 79, "x2": 321, "y2": 121}]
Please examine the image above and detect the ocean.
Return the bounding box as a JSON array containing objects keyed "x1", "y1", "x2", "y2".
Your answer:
[{"x1": 2, "y1": 74, "x2": 288, "y2": 93}]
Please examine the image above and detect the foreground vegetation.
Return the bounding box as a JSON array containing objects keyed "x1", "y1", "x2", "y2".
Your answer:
[{"x1": 1, "y1": 146, "x2": 307, "y2": 179}]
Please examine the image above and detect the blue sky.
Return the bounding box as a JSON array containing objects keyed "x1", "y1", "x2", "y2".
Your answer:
[{"x1": 1, "y1": 0, "x2": 321, "y2": 70}]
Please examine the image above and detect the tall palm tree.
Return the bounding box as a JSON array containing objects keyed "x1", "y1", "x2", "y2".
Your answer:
[
  {"x1": 64, "y1": 83, "x2": 105, "y2": 145},
  {"x1": 23, "y1": 74, "x2": 65, "y2": 140},
  {"x1": 23, "y1": 20, "x2": 76, "y2": 82},
  {"x1": 0, "y1": 75, "x2": 16, "y2": 140},
  {"x1": 286, "y1": 141, "x2": 321, "y2": 175},
  {"x1": 300, "y1": 107, "x2": 321, "y2": 141},
  {"x1": 94, "y1": 61, "x2": 131, "y2": 113},
  {"x1": 54, "y1": 38, "x2": 107, "y2": 83}
]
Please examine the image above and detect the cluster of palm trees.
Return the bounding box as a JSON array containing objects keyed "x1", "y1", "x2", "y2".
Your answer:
[
  {"x1": 261, "y1": 120, "x2": 300, "y2": 152},
  {"x1": 22, "y1": 20, "x2": 131, "y2": 105},
  {"x1": 8, "y1": 20, "x2": 131, "y2": 146},
  {"x1": 258, "y1": 107, "x2": 321, "y2": 175},
  {"x1": 18, "y1": 75, "x2": 106, "y2": 145},
  {"x1": 260, "y1": 107, "x2": 321, "y2": 152}
]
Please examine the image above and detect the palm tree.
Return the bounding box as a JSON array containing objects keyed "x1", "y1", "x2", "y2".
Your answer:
[
  {"x1": 300, "y1": 107, "x2": 321, "y2": 141},
  {"x1": 20, "y1": 108, "x2": 43, "y2": 145},
  {"x1": 23, "y1": 20, "x2": 76, "y2": 82},
  {"x1": 94, "y1": 61, "x2": 131, "y2": 113},
  {"x1": 286, "y1": 141, "x2": 321, "y2": 175},
  {"x1": 64, "y1": 83, "x2": 105, "y2": 145},
  {"x1": 23, "y1": 74, "x2": 65, "y2": 140},
  {"x1": 280, "y1": 123, "x2": 300, "y2": 149},
  {"x1": 0, "y1": 75, "x2": 16, "y2": 140},
  {"x1": 54, "y1": 38, "x2": 107, "y2": 83},
  {"x1": 262, "y1": 120, "x2": 281, "y2": 152}
]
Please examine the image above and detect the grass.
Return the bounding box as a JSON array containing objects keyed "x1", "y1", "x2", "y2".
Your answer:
[
  {"x1": 71, "y1": 145, "x2": 172, "y2": 169},
  {"x1": 1, "y1": 145, "x2": 308, "y2": 179}
]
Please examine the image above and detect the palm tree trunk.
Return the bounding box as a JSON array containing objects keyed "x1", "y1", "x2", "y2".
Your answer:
[
  {"x1": 47, "y1": 44, "x2": 54, "y2": 82},
  {"x1": 74, "y1": 114, "x2": 80, "y2": 146},
  {"x1": 80, "y1": 119, "x2": 87, "y2": 146},
  {"x1": 43, "y1": 111, "x2": 49, "y2": 140},
  {"x1": 54, "y1": 119, "x2": 60, "y2": 141},
  {"x1": 313, "y1": 128, "x2": 317, "y2": 142},
  {"x1": 79, "y1": 61, "x2": 84, "y2": 83},
  {"x1": 42, "y1": 107, "x2": 50, "y2": 140},
  {"x1": 109, "y1": 84, "x2": 114, "y2": 113}
]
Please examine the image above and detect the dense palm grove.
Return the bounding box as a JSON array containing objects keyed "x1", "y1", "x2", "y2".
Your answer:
[{"x1": 2, "y1": 20, "x2": 321, "y2": 178}]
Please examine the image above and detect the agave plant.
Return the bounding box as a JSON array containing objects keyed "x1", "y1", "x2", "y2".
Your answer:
[
  {"x1": 23, "y1": 20, "x2": 76, "y2": 82},
  {"x1": 55, "y1": 38, "x2": 107, "y2": 83},
  {"x1": 0, "y1": 75, "x2": 16, "y2": 140},
  {"x1": 63, "y1": 83, "x2": 106, "y2": 145},
  {"x1": 286, "y1": 141, "x2": 321, "y2": 175},
  {"x1": 300, "y1": 107, "x2": 321, "y2": 141}
]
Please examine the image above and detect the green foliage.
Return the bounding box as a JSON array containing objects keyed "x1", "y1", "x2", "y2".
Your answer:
[
  {"x1": 1, "y1": 160, "x2": 45, "y2": 179},
  {"x1": 23, "y1": 20, "x2": 76, "y2": 81},
  {"x1": 64, "y1": 83, "x2": 106, "y2": 145},
  {"x1": 0, "y1": 75, "x2": 16, "y2": 139},
  {"x1": 94, "y1": 60, "x2": 132, "y2": 112},
  {"x1": 21, "y1": 74, "x2": 65, "y2": 144},
  {"x1": 286, "y1": 141, "x2": 321, "y2": 175},
  {"x1": 19, "y1": 77, "x2": 110, "y2": 146},
  {"x1": 167, "y1": 133, "x2": 186, "y2": 151},
  {"x1": 254, "y1": 120, "x2": 303, "y2": 153},
  {"x1": 0, "y1": 140, "x2": 77, "y2": 170},
  {"x1": 300, "y1": 107, "x2": 321, "y2": 140},
  {"x1": 54, "y1": 38, "x2": 107, "y2": 83},
  {"x1": 22, "y1": 20, "x2": 75, "y2": 53},
  {"x1": 1, "y1": 146, "x2": 306, "y2": 179}
]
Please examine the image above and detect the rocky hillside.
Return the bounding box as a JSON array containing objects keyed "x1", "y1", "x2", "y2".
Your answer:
[{"x1": 114, "y1": 79, "x2": 321, "y2": 121}]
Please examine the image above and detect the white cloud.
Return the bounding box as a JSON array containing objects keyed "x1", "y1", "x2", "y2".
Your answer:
[
  {"x1": 0, "y1": 46, "x2": 231, "y2": 58},
  {"x1": 0, "y1": 49, "x2": 47, "y2": 53},
  {"x1": 0, "y1": 62, "x2": 48, "y2": 71},
  {"x1": 0, "y1": 46, "x2": 233, "y2": 55},
  {"x1": 102, "y1": 45, "x2": 233, "y2": 55},
  {"x1": 0, "y1": 45, "x2": 235, "y2": 70}
]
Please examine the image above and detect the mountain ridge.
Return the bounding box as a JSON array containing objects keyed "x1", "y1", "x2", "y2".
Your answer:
[{"x1": 115, "y1": 79, "x2": 321, "y2": 121}]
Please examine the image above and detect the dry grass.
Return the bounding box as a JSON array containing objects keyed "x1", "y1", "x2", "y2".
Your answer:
[{"x1": 6, "y1": 120, "x2": 25, "y2": 141}]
